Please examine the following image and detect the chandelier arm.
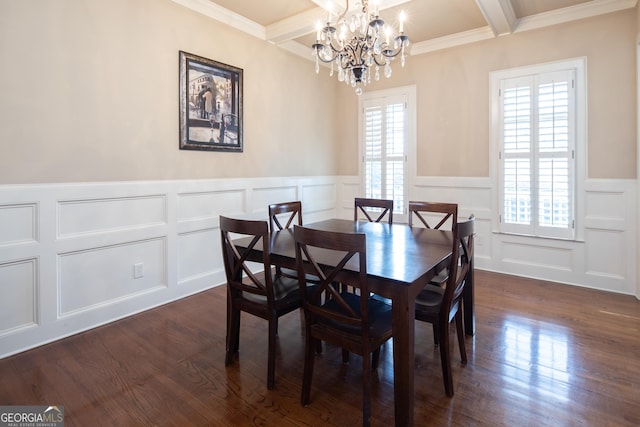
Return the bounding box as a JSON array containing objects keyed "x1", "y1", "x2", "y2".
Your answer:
[
  {"x1": 381, "y1": 37, "x2": 409, "y2": 59},
  {"x1": 372, "y1": 55, "x2": 387, "y2": 66},
  {"x1": 336, "y1": 0, "x2": 349, "y2": 25},
  {"x1": 327, "y1": 39, "x2": 346, "y2": 55},
  {"x1": 381, "y1": 50, "x2": 402, "y2": 59},
  {"x1": 314, "y1": 48, "x2": 340, "y2": 64}
]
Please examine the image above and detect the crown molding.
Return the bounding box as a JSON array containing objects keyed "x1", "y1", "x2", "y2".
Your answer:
[
  {"x1": 514, "y1": 0, "x2": 638, "y2": 34},
  {"x1": 170, "y1": 0, "x2": 265, "y2": 40},
  {"x1": 410, "y1": 27, "x2": 495, "y2": 55}
]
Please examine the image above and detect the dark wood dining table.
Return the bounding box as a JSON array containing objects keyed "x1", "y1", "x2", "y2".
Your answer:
[{"x1": 235, "y1": 218, "x2": 475, "y2": 427}]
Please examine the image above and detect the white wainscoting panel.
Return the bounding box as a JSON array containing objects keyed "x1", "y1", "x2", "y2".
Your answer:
[
  {"x1": 177, "y1": 188, "x2": 245, "y2": 235},
  {"x1": 177, "y1": 228, "x2": 220, "y2": 286},
  {"x1": 0, "y1": 203, "x2": 37, "y2": 246},
  {"x1": 0, "y1": 177, "x2": 337, "y2": 358},
  {"x1": 499, "y1": 239, "x2": 573, "y2": 271},
  {"x1": 59, "y1": 238, "x2": 167, "y2": 315},
  {"x1": 177, "y1": 190, "x2": 245, "y2": 224},
  {"x1": 251, "y1": 186, "x2": 299, "y2": 215},
  {"x1": 58, "y1": 196, "x2": 166, "y2": 238},
  {"x1": 0, "y1": 258, "x2": 37, "y2": 335},
  {"x1": 584, "y1": 229, "x2": 626, "y2": 279}
]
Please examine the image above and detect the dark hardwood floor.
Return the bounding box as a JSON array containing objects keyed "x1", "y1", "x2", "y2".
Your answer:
[{"x1": 1, "y1": 270, "x2": 639, "y2": 426}]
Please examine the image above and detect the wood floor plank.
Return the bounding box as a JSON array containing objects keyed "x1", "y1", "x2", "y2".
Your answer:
[{"x1": 1, "y1": 270, "x2": 639, "y2": 426}]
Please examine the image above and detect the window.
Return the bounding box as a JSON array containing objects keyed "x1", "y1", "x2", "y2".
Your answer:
[
  {"x1": 359, "y1": 87, "x2": 415, "y2": 221},
  {"x1": 492, "y1": 59, "x2": 585, "y2": 240}
]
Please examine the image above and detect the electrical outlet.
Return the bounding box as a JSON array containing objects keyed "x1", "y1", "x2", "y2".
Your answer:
[{"x1": 133, "y1": 263, "x2": 144, "y2": 279}]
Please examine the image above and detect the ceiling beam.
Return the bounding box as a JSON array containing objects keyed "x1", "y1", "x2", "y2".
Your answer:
[
  {"x1": 474, "y1": 0, "x2": 516, "y2": 37},
  {"x1": 265, "y1": 8, "x2": 326, "y2": 44}
]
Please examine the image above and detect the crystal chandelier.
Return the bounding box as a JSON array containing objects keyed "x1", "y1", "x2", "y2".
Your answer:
[{"x1": 312, "y1": 0, "x2": 409, "y2": 95}]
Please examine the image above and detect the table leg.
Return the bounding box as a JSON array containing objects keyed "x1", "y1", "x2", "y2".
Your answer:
[{"x1": 392, "y1": 291, "x2": 415, "y2": 427}]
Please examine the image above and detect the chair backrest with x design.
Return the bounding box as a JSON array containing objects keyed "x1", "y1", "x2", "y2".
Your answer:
[
  {"x1": 294, "y1": 225, "x2": 369, "y2": 334},
  {"x1": 354, "y1": 197, "x2": 393, "y2": 224},
  {"x1": 408, "y1": 201, "x2": 458, "y2": 230},
  {"x1": 220, "y1": 216, "x2": 273, "y2": 303},
  {"x1": 442, "y1": 214, "x2": 475, "y2": 315},
  {"x1": 269, "y1": 201, "x2": 303, "y2": 233}
]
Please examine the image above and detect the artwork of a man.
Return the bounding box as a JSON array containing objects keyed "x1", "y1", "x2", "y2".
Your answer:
[{"x1": 203, "y1": 88, "x2": 214, "y2": 119}]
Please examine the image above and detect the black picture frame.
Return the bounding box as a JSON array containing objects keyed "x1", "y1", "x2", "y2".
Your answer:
[{"x1": 179, "y1": 51, "x2": 243, "y2": 152}]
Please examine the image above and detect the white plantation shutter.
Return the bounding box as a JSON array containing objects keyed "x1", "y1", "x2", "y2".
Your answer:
[
  {"x1": 362, "y1": 95, "x2": 407, "y2": 215},
  {"x1": 499, "y1": 69, "x2": 575, "y2": 239}
]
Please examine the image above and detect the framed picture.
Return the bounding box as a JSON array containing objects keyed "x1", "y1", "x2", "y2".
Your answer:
[{"x1": 179, "y1": 51, "x2": 243, "y2": 152}]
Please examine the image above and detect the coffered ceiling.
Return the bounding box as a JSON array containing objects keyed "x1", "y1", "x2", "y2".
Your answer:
[{"x1": 170, "y1": 0, "x2": 636, "y2": 58}]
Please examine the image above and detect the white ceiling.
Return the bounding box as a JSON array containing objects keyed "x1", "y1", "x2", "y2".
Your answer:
[{"x1": 171, "y1": 0, "x2": 636, "y2": 58}]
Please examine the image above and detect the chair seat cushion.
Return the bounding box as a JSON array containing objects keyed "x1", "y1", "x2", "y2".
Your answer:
[
  {"x1": 428, "y1": 269, "x2": 449, "y2": 286},
  {"x1": 320, "y1": 291, "x2": 393, "y2": 338},
  {"x1": 415, "y1": 285, "x2": 445, "y2": 315},
  {"x1": 243, "y1": 276, "x2": 300, "y2": 304},
  {"x1": 279, "y1": 267, "x2": 320, "y2": 283}
]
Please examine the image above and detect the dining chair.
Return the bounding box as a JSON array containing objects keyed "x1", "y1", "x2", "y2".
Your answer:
[
  {"x1": 269, "y1": 201, "x2": 322, "y2": 286},
  {"x1": 220, "y1": 215, "x2": 303, "y2": 390},
  {"x1": 408, "y1": 201, "x2": 459, "y2": 287},
  {"x1": 269, "y1": 200, "x2": 303, "y2": 233},
  {"x1": 268, "y1": 201, "x2": 303, "y2": 280},
  {"x1": 354, "y1": 197, "x2": 393, "y2": 224},
  {"x1": 408, "y1": 201, "x2": 458, "y2": 230},
  {"x1": 414, "y1": 214, "x2": 475, "y2": 397},
  {"x1": 294, "y1": 225, "x2": 394, "y2": 427}
]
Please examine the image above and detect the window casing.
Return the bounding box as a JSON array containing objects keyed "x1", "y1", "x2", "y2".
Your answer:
[{"x1": 492, "y1": 59, "x2": 586, "y2": 240}]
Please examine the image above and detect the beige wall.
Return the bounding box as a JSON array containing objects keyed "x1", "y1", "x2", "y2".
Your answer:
[
  {"x1": 0, "y1": 0, "x2": 339, "y2": 184},
  {"x1": 335, "y1": 9, "x2": 638, "y2": 179},
  {"x1": 0, "y1": 2, "x2": 636, "y2": 184}
]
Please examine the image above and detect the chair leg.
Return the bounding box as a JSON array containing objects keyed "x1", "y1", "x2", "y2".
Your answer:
[
  {"x1": 372, "y1": 347, "x2": 380, "y2": 370},
  {"x1": 342, "y1": 349, "x2": 350, "y2": 364},
  {"x1": 438, "y1": 321, "x2": 454, "y2": 397},
  {"x1": 225, "y1": 308, "x2": 240, "y2": 366},
  {"x1": 267, "y1": 315, "x2": 277, "y2": 390},
  {"x1": 455, "y1": 310, "x2": 467, "y2": 364},
  {"x1": 301, "y1": 332, "x2": 315, "y2": 406},
  {"x1": 362, "y1": 347, "x2": 372, "y2": 427},
  {"x1": 432, "y1": 323, "x2": 439, "y2": 346}
]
